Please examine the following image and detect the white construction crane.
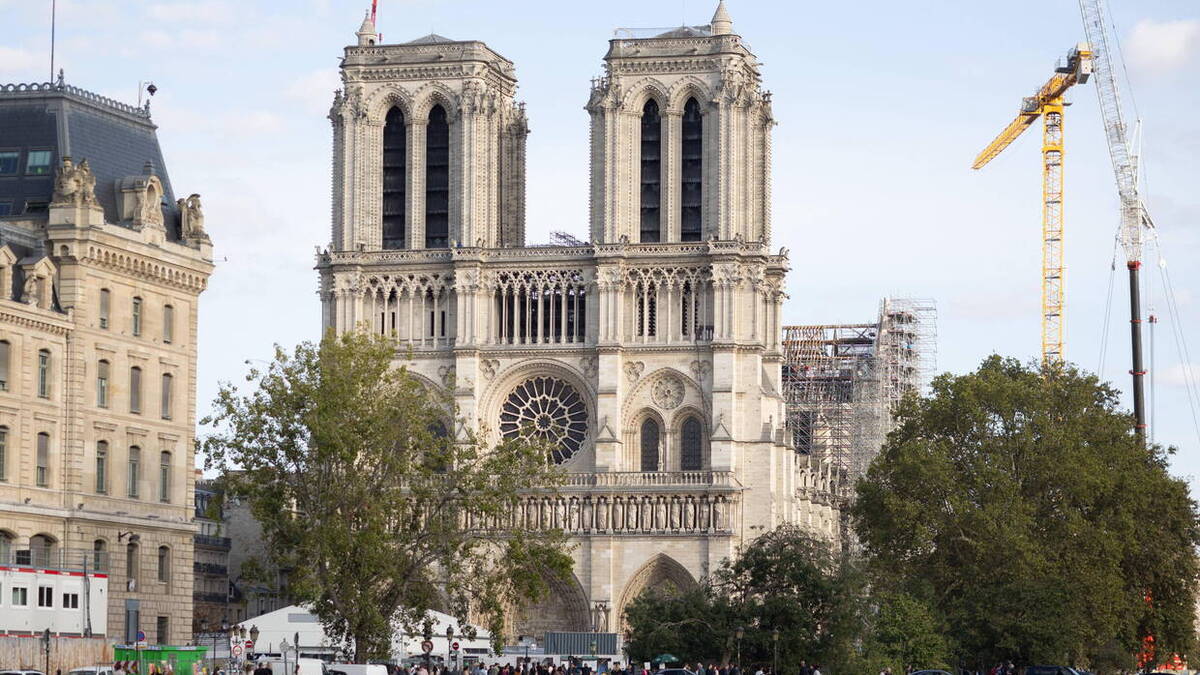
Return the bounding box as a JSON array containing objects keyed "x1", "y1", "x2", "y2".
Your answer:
[{"x1": 1078, "y1": 0, "x2": 1154, "y2": 441}]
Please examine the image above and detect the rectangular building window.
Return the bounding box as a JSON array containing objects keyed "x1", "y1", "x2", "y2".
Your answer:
[
  {"x1": 11, "y1": 586, "x2": 27, "y2": 606},
  {"x1": 63, "y1": 592, "x2": 79, "y2": 609},
  {"x1": 38, "y1": 349, "x2": 50, "y2": 398},
  {"x1": 99, "y1": 289, "x2": 111, "y2": 329},
  {"x1": 24, "y1": 200, "x2": 48, "y2": 214},
  {"x1": 162, "y1": 304, "x2": 174, "y2": 343},
  {"x1": 132, "y1": 297, "x2": 142, "y2": 336},
  {"x1": 0, "y1": 200, "x2": 12, "y2": 216},
  {"x1": 97, "y1": 359, "x2": 110, "y2": 407},
  {"x1": 156, "y1": 615, "x2": 169, "y2": 645},
  {"x1": 96, "y1": 440, "x2": 108, "y2": 494},
  {"x1": 38, "y1": 585, "x2": 53, "y2": 607},
  {"x1": 128, "y1": 446, "x2": 140, "y2": 498},
  {"x1": 161, "y1": 373, "x2": 173, "y2": 419},
  {"x1": 36, "y1": 432, "x2": 49, "y2": 487},
  {"x1": 0, "y1": 150, "x2": 18, "y2": 175},
  {"x1": 0, "y1": 426, "x2": 6, "y2": 481},
  {"x1": 159, "y1": 451, "x2": 172, "y2": 503},
  {"x1": 0, "y1": 340, "x2": 8, "y2": 391},
  {"x1": 130, "y1": 366, "x2": 142, "y2": 413},
  {"x1": 25, "y1": 149, "x2": 52, "y2": 175}
]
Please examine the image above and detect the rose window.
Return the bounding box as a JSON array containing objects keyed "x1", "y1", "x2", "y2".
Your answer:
[{"x1": 499, "y1": 376, "x2": 588, "y2": 464}]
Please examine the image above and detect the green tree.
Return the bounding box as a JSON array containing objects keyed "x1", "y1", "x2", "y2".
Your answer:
[
  {"x1": 852, "y1": 355, "x2": 1200, "y2": 668},
  {"x1": 202, "y1": 330, "x2": 573, "y2": 660},
  {"x1": 623, "y1": 526, "x2": 858, "y2": 669}
]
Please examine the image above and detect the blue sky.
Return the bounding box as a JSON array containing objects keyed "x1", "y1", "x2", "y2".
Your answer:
[{"x1": 2, "y1": 0, "x2": 1198, "y2": 485}]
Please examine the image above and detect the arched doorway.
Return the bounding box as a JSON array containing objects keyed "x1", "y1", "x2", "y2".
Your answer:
[
  {"x1": 511, "y1": 572, "x2": 590, "y2": 642},
  {"x1": 616, "y1": 554, "x2": 698, "y2": 632}
]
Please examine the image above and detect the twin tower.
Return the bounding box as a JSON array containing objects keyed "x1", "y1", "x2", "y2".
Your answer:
[
  {"x1": 319, "y1": 4, "x2": 838, "y2": 638},
  {"x1": 328, "y1": 1, "x2": 773, "y2": 252}
]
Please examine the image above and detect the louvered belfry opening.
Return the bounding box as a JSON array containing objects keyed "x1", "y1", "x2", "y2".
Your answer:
[
  {"x1": 681, "y1": 97, "x2": 703, "y2": 242},
  {"x1": 639, "y1": 99, "x2": 662, "y2": 243},
  {"x1": 425, "y1": 104, "x2": 450, "y2": 248},
  {"x1": 382, "y1": 106, "x2": 407, "y2": 249}
]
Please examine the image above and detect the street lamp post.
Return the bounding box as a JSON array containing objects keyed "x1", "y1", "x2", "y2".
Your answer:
[
  {"x1": 42, "y1": 628, "x2": 51, "y2": 675},
  {"x1": 249, "y1": 625, "x2": 260, "y2": 660},
  {"x1": 771, "y1": 630, "x2": 779, "y2": 675},
  {"x1": 735, "y1": 627, "x2": 744, "y2": 669},
  {"x1": 447, "y1": 626, "x2": 455, "y2": 673},
  {"x1": 201, "y1": 619, "x2": 210, "y2": 669},
  {"x1": 221, "y1": 621, "x2": 230, "y2": 671}
]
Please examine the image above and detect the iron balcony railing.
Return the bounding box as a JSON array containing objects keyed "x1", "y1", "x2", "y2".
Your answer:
[
  {"x1": 194, "y1": 534, "x2": 232, "y2": 550},
  {"x1": 194, "y1": 562, "x2": 228, "y2": 576}
]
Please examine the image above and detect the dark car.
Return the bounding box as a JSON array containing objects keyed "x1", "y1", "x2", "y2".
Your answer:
[{"x1": 1025, "y1": 667, "x2": 1082, "y2": 675}]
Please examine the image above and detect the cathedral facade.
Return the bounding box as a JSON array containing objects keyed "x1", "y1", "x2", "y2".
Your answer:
[{"x1": 316, "y1": 3, "x2": 841, "y2": 638}]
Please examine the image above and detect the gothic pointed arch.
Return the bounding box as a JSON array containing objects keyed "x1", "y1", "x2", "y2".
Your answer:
[
  {"x1": 617, "y1": 554, "x2": 698, "y2": 629},
  {"x1": 666, "y1": 77, "x2": 713, "y2": 112},
  {"x1": 510, "y1": 570, "x2": 590, "y2": 641},
  {"x1": 619, "y1": 77, "x2": 670, "y2": 114}
]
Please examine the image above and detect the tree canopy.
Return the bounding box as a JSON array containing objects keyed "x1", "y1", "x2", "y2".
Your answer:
[
  {"x1": 202, "y1": 330, "x2": 573, "y2": 660},
  {"x1": 852, "y1": 355, "x2": 1200, "y2": 669}
]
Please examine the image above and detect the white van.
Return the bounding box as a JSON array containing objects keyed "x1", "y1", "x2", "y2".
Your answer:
[
  {"x1": 258, "y1": 659, "x2": 328, "y2": 675},
  {"x1": 328, "y1": 665, "x2": 387, "y2": 675}
]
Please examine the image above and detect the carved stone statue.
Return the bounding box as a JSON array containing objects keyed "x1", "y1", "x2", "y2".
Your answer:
[
  {"x1": 51, "y1": 157, "x2": 98, "y2": 207},
  {"x1": 178, "y1": 194, "x2": 207, "y2": 239}
]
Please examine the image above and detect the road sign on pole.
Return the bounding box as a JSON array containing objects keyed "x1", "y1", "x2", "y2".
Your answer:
[
  {"x1": 451, "y1": 641, "x2": 460, "y2": 652},
  {"x1": 421, "y1": 640, "x2": 434, "y2": 654}
]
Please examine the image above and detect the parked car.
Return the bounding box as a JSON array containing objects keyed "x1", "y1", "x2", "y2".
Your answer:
[
  {"x1": 258, "y1": 659, "x2": 328, "y2": 675},
  {"x1": 1025, "y1": 667, "x2": 1083, "y2": 675},
  {"x1": 2, "y1": 670, "x2": 46, "y2": 675},
  {"x1": 329, "y1": 665, "x2": 387, "y2": 675},
  {"x1": 69, "y1": 666, "x2": 115, "y2": 675}
]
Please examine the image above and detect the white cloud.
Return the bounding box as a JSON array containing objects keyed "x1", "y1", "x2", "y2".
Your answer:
[
  {"x1": 0, "y1": 46, "x2": 38, "y2": 75},
  {"x1": 285, "y1": 67, "x2": 341, "y2": 114},
  {"x1": 1127, "y1": 18, "x2": 1200, "y2": 74},
  {"x1": 1161, "y1": 363, "x2": 1200, "y2": 388},
  {"x1": 146, "y1": 1, "x2": 234, "y2": 23}
]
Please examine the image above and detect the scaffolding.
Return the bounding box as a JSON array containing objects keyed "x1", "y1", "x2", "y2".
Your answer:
[{"x1": 782, "y1": 298, "x2": 936, "y2": 481}]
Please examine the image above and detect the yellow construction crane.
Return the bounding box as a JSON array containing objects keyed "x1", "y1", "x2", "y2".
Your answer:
[{"x1": 973, "y1": 43, "x2": 1093, "y2": 364}]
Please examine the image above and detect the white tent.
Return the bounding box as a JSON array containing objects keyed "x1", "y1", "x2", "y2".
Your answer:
[{"x1": 237, "y1": 605, "x2": 493, "y2": 661}]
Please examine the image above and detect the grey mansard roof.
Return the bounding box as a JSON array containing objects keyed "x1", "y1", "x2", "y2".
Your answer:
[
  {"x1": 0, "y1": 80, "x2": 182, "y2": 240},
  {"x1": 405, "y1": 33, "x2": 456, "y2": 44}
]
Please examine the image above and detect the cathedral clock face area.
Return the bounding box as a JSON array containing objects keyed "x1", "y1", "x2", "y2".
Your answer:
[{"x1": 499, "y1": 376, "x2": 589, "y2": 464}]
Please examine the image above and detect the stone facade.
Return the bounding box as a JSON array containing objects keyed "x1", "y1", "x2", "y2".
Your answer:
[
  {"x1": 0, "y1": 82, "x2": 214, "y2": 644},
  {"x1": 316, "y1": 3, "x2": 841, "y2": 639}
]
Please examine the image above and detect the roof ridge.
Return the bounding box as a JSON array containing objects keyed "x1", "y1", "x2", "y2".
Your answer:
[{"x1": 0, "y1": 81, "x2": 152, "y2": 121}]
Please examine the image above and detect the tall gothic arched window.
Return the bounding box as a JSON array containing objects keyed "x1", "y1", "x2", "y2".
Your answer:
[
  {"x1": 640, "y1": 418, "x2": 660, "y2": 472},
  {"x1": 680, "y1": 416, "x2": 704, "y2": 471},
  {"x1": 639, "y1": 99, "x2": 662, "y2": 243},
  {"x1": 382, "y1": 106, "x2": 407, "y2": 249},
  {"x1": 425, "y1": 104, "x2": 450, "y2": 248},
  {"x1": 681, "y1": 97, "x2": 703, "y2": 241}
]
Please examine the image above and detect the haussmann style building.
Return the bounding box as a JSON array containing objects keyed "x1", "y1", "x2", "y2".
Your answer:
[
  {"x1": 316, "y1": 2, "x2": 843, "y2": 639},
  {"x1": 0, "y1": 77, "x2": 214, "y2": 644}
]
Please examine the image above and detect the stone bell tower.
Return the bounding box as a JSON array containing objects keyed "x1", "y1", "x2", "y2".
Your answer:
[
  {"x1": 329, "y1": 14, "x2": 528, "y2": 253},
  {"x1": 587, "y1": 1, "x2": 773, "y2": 245}
]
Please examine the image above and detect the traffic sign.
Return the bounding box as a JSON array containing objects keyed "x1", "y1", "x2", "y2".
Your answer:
[
  {"x1": 451, "y1": 641, "x2": 460, "y2": 652},
  {"x1": 136, "y1": 630, "x2": 146, "y2": 642},
  {"x1": 232, "y1": 645, "x2": 243, "y2": 658},
  {"x1": 245, "y1": 640, "x2": 254, "y2": 649},
  {"x1": 420, "y1": 640, "x2": 434, "y2": 654}
]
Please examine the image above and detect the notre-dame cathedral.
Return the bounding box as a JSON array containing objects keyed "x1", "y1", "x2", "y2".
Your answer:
[{"x1": 316, "y1": 2, "x2": 842, "y2": 639}]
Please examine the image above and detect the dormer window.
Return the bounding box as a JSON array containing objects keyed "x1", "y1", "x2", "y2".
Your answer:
[
  {"x1": 0, "y1": 150, "x2": 18, "y2": 175},
  {"x1": 26, "y1": 149, "x2": 52, "y2": 176}
]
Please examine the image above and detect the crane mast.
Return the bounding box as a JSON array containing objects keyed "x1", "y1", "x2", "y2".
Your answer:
[
  {"x1": 1078, "y1": 0, "x2": 1151, "y2": 440},
  {"x1": 973, "y1": 45, "x2": 1092, "y2": 364}
]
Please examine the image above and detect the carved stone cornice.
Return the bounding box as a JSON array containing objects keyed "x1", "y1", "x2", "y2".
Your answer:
[
  {"x1": 80, "y1": 243, "x2": 209, "y2": 293},
  {"x1": 0, "y1": 305, "x2": 71, "y2": 336}
]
